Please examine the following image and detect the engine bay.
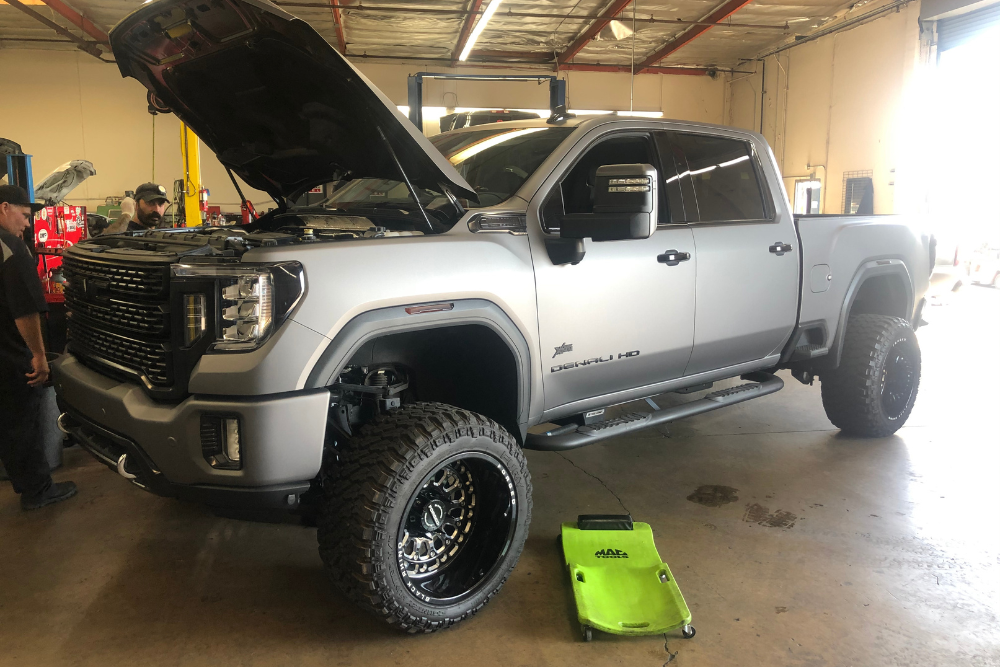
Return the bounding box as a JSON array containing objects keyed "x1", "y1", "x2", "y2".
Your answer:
[{"x1": 73, "y1": 211, "x2": 427, "y2": 260}]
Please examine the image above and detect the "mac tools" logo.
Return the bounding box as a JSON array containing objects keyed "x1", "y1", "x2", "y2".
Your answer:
[{"x1": 594, "y1": 548, "x2": 629, "y2": 559}]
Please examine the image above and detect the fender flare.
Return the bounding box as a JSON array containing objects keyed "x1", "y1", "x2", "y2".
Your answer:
[
  {"x1": 303, "y1": 298, "x2": 532, "y2": 432},
  {"x1": 826, "y1": 259, "x2": 914, "y2": 368}
]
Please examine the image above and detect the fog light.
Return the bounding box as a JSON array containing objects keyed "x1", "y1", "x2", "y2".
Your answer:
[
  {"x1": 224, "y1": 418, "x2": 240, "y2": 463},
  {"x1": 201, "y1": 415, "x2": 242, "y2": 470}
]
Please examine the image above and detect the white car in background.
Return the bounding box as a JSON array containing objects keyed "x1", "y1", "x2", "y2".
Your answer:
[{"x1": 970, "y1": 247, "x2": 1000, "y2": 288}]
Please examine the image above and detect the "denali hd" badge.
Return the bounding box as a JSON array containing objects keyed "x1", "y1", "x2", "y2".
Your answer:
[{"x1": 551, "y1": 350, "x2": 639, "y2": 373}]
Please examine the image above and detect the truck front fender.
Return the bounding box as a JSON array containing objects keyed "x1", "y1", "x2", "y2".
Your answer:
[{"x1": 303, "y1": 298, "x2": 532, "y2": 438}]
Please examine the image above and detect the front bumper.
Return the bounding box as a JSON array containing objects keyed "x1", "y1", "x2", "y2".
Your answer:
[{"x1": 53, "y1": 354, "x2": 330, "y2": 509}]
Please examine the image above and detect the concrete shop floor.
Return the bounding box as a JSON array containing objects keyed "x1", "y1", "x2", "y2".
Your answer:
[{"x1": 2, "y1": 287, "x2": 998, "y2": 667}]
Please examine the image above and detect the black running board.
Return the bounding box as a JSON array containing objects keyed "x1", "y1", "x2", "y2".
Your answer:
[{"x1": 524, "y1": 372, "x2": 784, "y2": 451}]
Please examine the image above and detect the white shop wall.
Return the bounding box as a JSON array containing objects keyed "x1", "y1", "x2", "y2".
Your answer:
[
  {"x1": 0, "y1": 50, "x2": 724, "y2": 212},
  {"x1": 723, "y1": 1, "x2": 922, "y2": 215}
]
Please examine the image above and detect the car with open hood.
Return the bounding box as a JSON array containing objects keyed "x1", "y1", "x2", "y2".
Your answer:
[{"x1": 53, "y1": 0, "x2": 933, "y2": 636}]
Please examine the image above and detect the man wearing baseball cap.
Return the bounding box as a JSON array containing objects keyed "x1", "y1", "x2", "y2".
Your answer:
[
  {"x1": 103, "y1": 182, "x2": 170, "y2": 235},
  {"x1": 0, "y1": 185, "x2": 77, "y2": 510}
]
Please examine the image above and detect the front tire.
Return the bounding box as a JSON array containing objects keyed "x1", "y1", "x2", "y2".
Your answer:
[
  {"x1": 820, "y1": 315, "x2": 921, "y2": 437},
  {"x1": 318, "y1": 402, "x2": 531, "y2": 632}
]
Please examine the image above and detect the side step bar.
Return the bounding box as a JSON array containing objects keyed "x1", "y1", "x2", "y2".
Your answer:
[{"x1": 524, "y1": 372, "x2": 784, "y2": 451}]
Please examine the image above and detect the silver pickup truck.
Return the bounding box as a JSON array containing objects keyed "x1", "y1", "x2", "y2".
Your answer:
[{"x1": 52, "y1": 0, "x2": 932, "y2": 633}]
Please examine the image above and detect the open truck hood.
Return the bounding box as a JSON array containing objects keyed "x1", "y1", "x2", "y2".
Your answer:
[
  {"x1": 109, "y1": 0, "x2": 476, "y2": 202},
  {"x1": 34, "y1": 160, "x2": 97, "y2": 205}
]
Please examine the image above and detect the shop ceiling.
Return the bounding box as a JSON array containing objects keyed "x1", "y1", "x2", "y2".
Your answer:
[{"x1": 0, "y1": 0, "x2": 885, "y2": 72}]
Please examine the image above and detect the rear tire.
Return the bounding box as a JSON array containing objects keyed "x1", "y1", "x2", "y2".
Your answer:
[
  {"x1": 318, "y1": 402, "x2": 531, "y2": 633},
  {"x1": 820, "y1": 315, "x2": 921, "y2": 437}
]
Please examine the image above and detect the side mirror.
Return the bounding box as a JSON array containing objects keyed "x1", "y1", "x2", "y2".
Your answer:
[{"x1": 559, "y1": 163, "x2": 657, "y2": 242}]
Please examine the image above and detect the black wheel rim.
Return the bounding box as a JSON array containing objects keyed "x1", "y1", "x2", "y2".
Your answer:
[
  {"x1": 880, "y1": 338, "x2": 916, "y2": 420},
  {"x1": 396, "y1": 452, "x2": 517, "y2": 605}
]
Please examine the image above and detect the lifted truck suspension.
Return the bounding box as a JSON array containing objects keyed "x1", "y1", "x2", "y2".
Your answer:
[{"x1": 328, "y1": 365, "x2": 409, "y2": 437}]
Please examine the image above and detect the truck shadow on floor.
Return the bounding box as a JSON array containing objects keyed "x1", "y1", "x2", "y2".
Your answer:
[{"x1": 58, "y1": 508, "x2": 402, "y2": 660}]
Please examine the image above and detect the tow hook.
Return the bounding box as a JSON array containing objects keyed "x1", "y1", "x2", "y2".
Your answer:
[
  {"x1": 117, "y1": 454, "x2": 137, "y2": 480},
  {"x1": 56, "y1": 413, "x2": 73, "y2": 435},
  {"x1": 792, "y1": 369, "x2": 815, "y2": 385}
]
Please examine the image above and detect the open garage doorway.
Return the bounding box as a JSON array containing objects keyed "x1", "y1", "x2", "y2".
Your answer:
[
  {"x1": 902, "y1": 6, "x2": 1000, "y2": 297},
  {"x1": 926, "y1": 9, "x2": 1000, "y2": 265}
]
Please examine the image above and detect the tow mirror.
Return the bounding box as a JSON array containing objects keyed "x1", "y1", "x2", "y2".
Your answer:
[{"x1": 559, "y1": 163, "x2": 657, "y2": 242}]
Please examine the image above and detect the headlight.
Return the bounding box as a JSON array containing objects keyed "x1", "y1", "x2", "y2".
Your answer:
[{"x1": 171, "y1": 261, "x2": 304, "y2": 352}]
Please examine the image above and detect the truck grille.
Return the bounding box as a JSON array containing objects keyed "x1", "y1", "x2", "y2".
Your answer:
[
  {"x1": 62, "y1": 255, "x2": 173, "y2": 388},
  {"x1": 64, "y1": 287, "x2": 168, "y2": 335},
  {"x1": 67, "y1": 322, "x2": 172, "y2": 386},
  {"x1": 62, "y1": 256, "x2": 168, "y2": 297}
]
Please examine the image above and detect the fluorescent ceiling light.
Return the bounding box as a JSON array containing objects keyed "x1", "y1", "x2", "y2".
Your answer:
[
  {"x1": 459, "y1": 0, "x2": 504, "y2": 62},
  {"x1": 616, "y1": 111, "x2": 664, "y2": 118}
]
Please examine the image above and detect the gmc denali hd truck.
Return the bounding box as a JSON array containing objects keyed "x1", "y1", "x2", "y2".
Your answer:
[{"x1": 53, "y1": 0, "x2": 932, "y2": 633}]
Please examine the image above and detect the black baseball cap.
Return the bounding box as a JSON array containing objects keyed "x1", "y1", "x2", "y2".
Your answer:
[
  {"x1": 0, "y1": 184, "x2": 44, "y2": 213},
  {"x1": 135, "y1": 182, "x2": 169, "y2": 204}
]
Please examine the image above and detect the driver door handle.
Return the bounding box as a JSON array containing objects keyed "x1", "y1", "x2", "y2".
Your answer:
[
  {"x1": 769, "y1": 242, "x2": 793, "y2": 256},
  {"x1": 657, "y1": 250, "x2": 691, "y2": 266}
]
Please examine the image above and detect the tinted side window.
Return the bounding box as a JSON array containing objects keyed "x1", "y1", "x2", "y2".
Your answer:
[
  {"x1": 654, "y1": 132, "x2": 698, "y2": 223},
  {"x1": 668, "y1": 133, "x2": 768, "y2": 222}
]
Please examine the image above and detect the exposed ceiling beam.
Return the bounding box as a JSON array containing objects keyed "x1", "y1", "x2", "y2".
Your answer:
[
  {"x1": 636, "y1": 0, "x2": 754, "y2": 71},
  {"x1": 556, "y1": 0, "x2": 633, "y2": 65},
  {"x1": 346, "y1": 52, "x2": 750, "y2": 75},
  {"x1": 37, "y1": 0, "x2": 109, "y2": 45},
  {"x1": 328, "y1": 0, "x2": 345, "y2": 54},
  {"x1": 560, "y1": 63, "x2": 713, "y2": 75},
  {"x1": 469, "y1": 49, "x2": 553, "y2": 62},
  {"x1": 273, "y1": 2, "x2": 788, "y2": 30},
  {"x1": 4, "y1": 0, "x2": 105, "y2": 58},
  {"x1": 451, "y1": 0, "x2": 485, "y2": 63}
]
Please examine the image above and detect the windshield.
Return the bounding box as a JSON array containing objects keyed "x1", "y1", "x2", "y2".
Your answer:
[
  {"x1": 431, "y1": 126, "x2": 573, "y2": 207},
  {"x1": 315, "y1": 125, "x2": 572, "y2": 212}
]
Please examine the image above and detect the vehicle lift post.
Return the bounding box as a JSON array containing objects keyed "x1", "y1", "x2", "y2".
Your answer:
[
  {"x1": 406, "y1": 72, "x2": 566, "y2": 132},
  {"x1": 1, "y1": 139, "x2": 34, "y2": 203},
  {"x1": 179, "y1": 121, "x2": 202, "y2": 227}
]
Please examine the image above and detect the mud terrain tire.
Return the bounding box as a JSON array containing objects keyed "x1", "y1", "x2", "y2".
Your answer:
[
  {"x1": 318, "y1": 402, "x2": 531, "y2": 632},
  {"x1": 820, "y1": 315, "x2": 921, "y2": 437}
]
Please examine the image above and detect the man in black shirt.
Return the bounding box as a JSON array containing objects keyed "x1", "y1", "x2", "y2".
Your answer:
[
  {"x1": 103, "y1": 182, "x2": 170, "y2": 235},
  {"x1": 0, "y1": 185, "x2": 77, "y2": 510}
]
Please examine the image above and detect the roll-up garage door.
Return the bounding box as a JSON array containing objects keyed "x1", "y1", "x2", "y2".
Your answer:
[{"x1": 938, "y1": 2, "x2": 1000, "y2": 52}]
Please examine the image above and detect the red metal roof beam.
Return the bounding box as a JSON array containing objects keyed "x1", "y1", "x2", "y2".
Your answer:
[
  {"x1": 451, "y1": 0, "x2": 486, "y2": 63},
  {"x1": 556, "y1": 0, "x2": 633, "y2": 66},
  {"x1": 329, "y1": 0, "x2": 346, "y2": 54},
  {"x1": 636, "y1": 0, "x2": 753, "y2": 71},
  {"x1": 6, "y1": 0, "x2": 104, "y2": 57},
  {"x1": 38, "y1": 0, "x2": 109, "y2": 45}
]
